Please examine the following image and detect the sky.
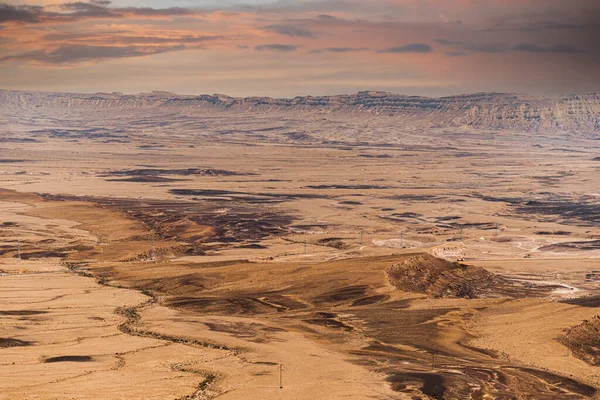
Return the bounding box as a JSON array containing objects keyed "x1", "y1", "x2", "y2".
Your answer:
[{"x1": 0, "y1": 0, "x2": 599, "y2": 97}]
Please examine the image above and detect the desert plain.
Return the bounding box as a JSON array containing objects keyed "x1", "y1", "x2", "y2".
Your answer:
[{"x1": 0, "y1": 90, "x2": 599, "y2": 399}]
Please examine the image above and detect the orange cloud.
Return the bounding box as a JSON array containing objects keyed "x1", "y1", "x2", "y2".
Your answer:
[{"x1": 0, "y1": 0, "x2": 598, "y2": 95}]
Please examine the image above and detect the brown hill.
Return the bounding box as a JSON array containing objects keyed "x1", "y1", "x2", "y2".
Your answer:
[{"x1": 386, "y1": 253, "x2": 503, "y2": 298}]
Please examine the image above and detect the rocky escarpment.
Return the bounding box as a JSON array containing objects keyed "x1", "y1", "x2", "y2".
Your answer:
[{"x1": 1, "y1": 89, "x2": 599, "y2": 133}]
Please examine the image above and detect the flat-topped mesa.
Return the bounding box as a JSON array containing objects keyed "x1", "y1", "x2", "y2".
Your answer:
[{"x1": 1, "y1": 89, "x2": 599, "y2": 133}]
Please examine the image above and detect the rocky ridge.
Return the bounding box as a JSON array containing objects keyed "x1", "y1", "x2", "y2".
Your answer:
[{"x1": 1, "y1": 89, "x2": 599, "y2": 133}]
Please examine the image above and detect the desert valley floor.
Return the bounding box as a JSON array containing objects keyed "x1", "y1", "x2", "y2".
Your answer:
[{"x1": 0, "y1": 93, "x2": 599, "y2": 399}]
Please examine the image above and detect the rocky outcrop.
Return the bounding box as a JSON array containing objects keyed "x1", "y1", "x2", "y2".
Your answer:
[
  {"x1": 560, "y1": 315, "x2": 600, "y2": 366},
  {"x1": 1, "y1": 89, "x2": 599, "y2": 133},
  {"x1": 386, "y1": 253, "x2": 502, "y2": 298}
]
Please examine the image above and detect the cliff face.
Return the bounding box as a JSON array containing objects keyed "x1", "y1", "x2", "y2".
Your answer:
[{"x1": 1, "y1": 89, "x2": 599, "y2": 133}]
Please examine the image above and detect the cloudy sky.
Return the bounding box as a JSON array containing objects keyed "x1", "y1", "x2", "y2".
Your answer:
[{"x1": 1, "y1": 0, "x2": 599, "y2": 96}]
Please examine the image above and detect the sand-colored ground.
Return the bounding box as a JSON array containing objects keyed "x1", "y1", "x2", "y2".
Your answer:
[
  {"x1": 1, "y1": 190, "x2": 599, "y2": 399},
  {"x1": 0, "y1": 260, "x2": 208, "y2": 400},
  {"x1": 1, "y1": 107, "x2": 599, "y2": 398},
  {"x1": 0, "y1": 194, "x2": 405, "y2": 400}
]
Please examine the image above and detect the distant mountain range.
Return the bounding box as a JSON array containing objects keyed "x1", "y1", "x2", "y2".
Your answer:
[{"x1": 1, "y1": 89, "x2": 599, "y2": 133}]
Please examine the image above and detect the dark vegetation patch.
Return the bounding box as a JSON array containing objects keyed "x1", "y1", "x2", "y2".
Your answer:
[
  {"x1": 166, "y1": 296, "x2": 284, "y2": 315},
  {"x1": 351, "y1": 295, "x2": 389, "y2": 306},
  {"x1": 358, "y1": 339, "x2": 588, "y2": 398},
  {"x1": 386, "y1": 194, "x2": 443, "y2": 201},
  {"x1": 105, "y1": 176, "x2": 183, "y2": 183},
  {"x1": 535, "y1": 230, "x2": 571, "y2": 236},
  {"x1": 306, "y1": 184, "x2": 395, "y2": 190},
  {"x1": 586, "y1": 271, "x2": 600, "y2": 281},
  {"x1": 338, "y1": 200, "x2": 363, "y2": 205},
  {"x1": 103, "y1": 168, "x2": 250, "y2": 177},
  {"x1": 358, "y1": 154, "x2": 392, "y2": 158},
  {"x1": 31, "y1": 128, "x2": 126, "y2": 140},
  {"x1": 313, "y1": 285, "x2": 369, "y2": 305},
  {"x1": 215, "y1": 126, "x2": 287, "y2": 135},
  {"x1": 0, "y1": 310, "x2": 48, "y2": 316},
  {"x1": 457, "y1": 340, "x2": 501, "y2": 358},
  {"x1": 303, "y1": 317, "x2": 353, "y2": 331},
  {"x1": 1, "y1": 221, "x2": 18, "y2": 226},
  {"x1": 170, "y1": 188, "x2": 325, "y2": 203},
  {"x1": 43, "y1": 194, "x2": 295, "y2": 244},
  {"x1": 386, "y1": 372, "x2": 446, "y2": 398},
  {"x1": 283, "y1": 132, "x2": 312, "y2": 141},
  {"x1": 44, "y1": 355, "x2": 93, "y2": 363},
  {"x1": 381, "y1": 211, "x2": 423, "y2": 223},
  {"x1": 550, "y1": 148, "x2": 586, "y2": 153},
  {"x1": 538, "y1": 240, "x2": 600, "y2": 252},
  {"x1": 136, "y1": 274, "x2": 211, "y2": 295},
  {"x1": 0, "y1": 159, "x2": 28, "y2": 163},
  {"x1": 237, "y1": 243, "x2": 267, "y2": 249},
  {"x1": 290, "y1": 223, "x2": 331, "y2": 231},
  {"x1": 434, "y1": 216, "x2": 461, "y2": 222},
  {"x1": 315, "y1": 237, "x2": 349, "y2": 250},
  {"x1": 0, "y1": 137, "x2": 38, "y2": 143},
  {"x1": 349, "y1": 307, "x2": 455, "y2": 354},
  {"x1": 474, "y1": 193, "x2": 600, "y2": 226},
  {"x1": 441, "y1": 221, "x2": 498, "y2": 230},
  {"x1": 18, "y1": 250, "x2": 69, "y2": 259},
  {"x1": 560, "y1": 295, "x2": 600, "y2": 307},
  {"x1": 204, "y1": 321, "x2": 285, "y2": 342},
  {"x1": 0, "y1": 338, "x2": 32, "y2": 348},
  {"x1": 102, "y1": 139, "x2": 129, "y2": 144}
]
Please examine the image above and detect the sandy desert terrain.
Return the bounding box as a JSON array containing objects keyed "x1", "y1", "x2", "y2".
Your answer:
[{"x1": 0, "y1": 91, "x2": 599, "y2": 399}]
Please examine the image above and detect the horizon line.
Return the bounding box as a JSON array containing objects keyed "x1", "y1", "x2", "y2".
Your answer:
[{"x1": 2, "y1": 88, "x2": 598, "y2": 100}]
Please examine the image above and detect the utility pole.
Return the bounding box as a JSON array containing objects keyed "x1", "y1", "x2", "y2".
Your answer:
[
  {"x1": 400, "y1": 230, "x2": 403, "y2": 248},
  {"x1": 459, "y1": 227, "x2": 463, "y2": 241},
  {"x1": 17, "y1": 240, "x2": 21, "y2": 262},
  {"x1": 151, "y1": 234, "x2": 155, "y2": 262},
  {"x1": 360, "y1": 230, "x2": 364, "y2": 245},
  {"x1": 495, "y1": 223, "x2": 499, "y2": 236},
  {"x1": 279, "y1": 363, "x2": 284, "y2": 389}
]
